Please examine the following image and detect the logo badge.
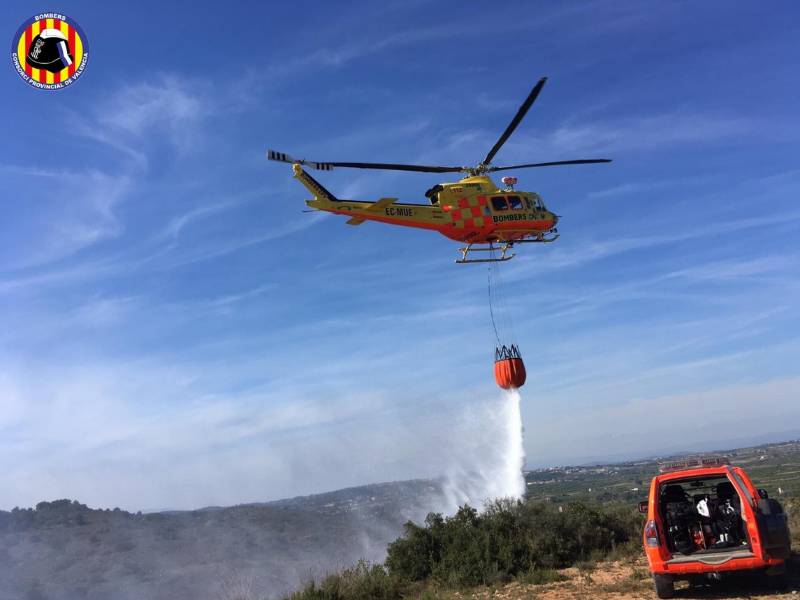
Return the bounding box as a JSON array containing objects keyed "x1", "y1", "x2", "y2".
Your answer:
[{"x1": 11, "y1": 12, "x2": 89, "y2": 90}]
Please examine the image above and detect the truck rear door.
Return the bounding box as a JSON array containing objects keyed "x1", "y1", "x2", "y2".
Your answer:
[{"x1": 728, "y1": 467, "x2": 791, "y2": 560}]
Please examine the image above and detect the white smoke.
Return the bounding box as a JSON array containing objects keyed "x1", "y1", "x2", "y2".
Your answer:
[{"x1": 434, "y1": 389, "x2": 526, "y2": 514}]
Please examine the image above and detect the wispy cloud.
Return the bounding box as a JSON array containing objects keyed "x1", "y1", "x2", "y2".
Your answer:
[
  {"x1": 160, "y1": 198, "x2": 249, "y2": 242},
  {"x1": 664, "y1": 254, "x2": 800, "y2": 284},
  {"x1": 253, "y1": 1, "x2": 618, "y2": 91},
  {"x1": 0, "y1": 74, "x2": 219, "y2": 278},
  {"x1": 588, "y1": 175, "x2": 715, "y2": 198},
  {"x1": 495, "y1": 112, "x2": 761, "y2": 161},
  {"x1": 528, "y1": 377, "x2": 800, "y2": 465},
  {"x1": 69, "y1": 295, "x2": 141, "y2": 329},
  {"x1": 97, "y1": 76, "x2": 204, "y2": 137},
  {"x1": 503, "y1": 206, "x2": 800, "y2": 277},
  {"x1": 66, "y1": 74, "x2": 207, "y2": 167},
  {"x1": 0, "y1": 167, "x2": 130, "y2": 270},
  {"x1": 151, "y1": 212, "x2": 328, "y2": 270}
]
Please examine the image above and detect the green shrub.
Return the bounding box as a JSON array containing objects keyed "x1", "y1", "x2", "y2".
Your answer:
[
  {"x1": 284, "y1": 561, "x2": 406, "y2": 600},
  {"x1": 383, "y1": 513, "x2": 445, "y2": 582},
  {"x1": 282, "y1": 498, "x2": 643, "y2": 599},
  {"x1": 385, "y1": 499, "x2": 639, "y2": 587}
]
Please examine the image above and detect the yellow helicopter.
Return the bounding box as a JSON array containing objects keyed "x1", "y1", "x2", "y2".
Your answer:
[{"x1": 268, "y1": 77, "x2": 611, "y2": 263}]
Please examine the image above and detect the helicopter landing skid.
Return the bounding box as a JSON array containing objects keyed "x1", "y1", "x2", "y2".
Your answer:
[
  {"x1": 455, "y1": 243, "x2": 515, "y2": 264},
  {"x1": 512, "y1": 232, "x2": 560, "y2": 244}
]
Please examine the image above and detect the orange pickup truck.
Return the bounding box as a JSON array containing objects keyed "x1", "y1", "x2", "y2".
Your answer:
[{"x1": 639, "y1": 457, "x2": 791, "y2": 598}]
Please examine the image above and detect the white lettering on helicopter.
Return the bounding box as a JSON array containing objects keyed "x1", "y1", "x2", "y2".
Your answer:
[{"x1": 385, "y1": 207, "x2": 414, "y2": 217}]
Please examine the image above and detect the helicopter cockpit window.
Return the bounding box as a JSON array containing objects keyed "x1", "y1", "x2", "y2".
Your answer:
[
  {"x1": 507, "y1": 196, "x2": 523, "y2": 210},
  {"x1": 491, "y1": 196, "x2": 509, "y2": 211}
]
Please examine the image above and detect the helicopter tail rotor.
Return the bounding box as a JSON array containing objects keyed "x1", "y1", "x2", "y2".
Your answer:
[
  {"x1": 267, "y1": 149, "x2": 334, "y2": 171},
  {"x1": 267, "y1": 149, "x2": 296, "y2": 164}
]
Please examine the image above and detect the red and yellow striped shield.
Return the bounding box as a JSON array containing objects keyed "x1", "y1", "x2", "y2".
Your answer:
[{"x1": 11, "y1": 13, "x2": 89, "y2": 90}]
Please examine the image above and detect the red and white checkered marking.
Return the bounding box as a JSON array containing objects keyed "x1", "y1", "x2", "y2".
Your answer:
[{"x1": 451, "y1": 196, "x2": 489, "y2": 228}]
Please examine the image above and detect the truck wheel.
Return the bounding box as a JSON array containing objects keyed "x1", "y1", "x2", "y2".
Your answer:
[{"x1": 653, "y1": 574, "x2": 675, "y2": 599}]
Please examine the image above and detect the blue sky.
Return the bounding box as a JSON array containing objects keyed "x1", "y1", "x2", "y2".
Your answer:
[{"x1": 1, "y1": 0, "x2": 799, "y2": 510}]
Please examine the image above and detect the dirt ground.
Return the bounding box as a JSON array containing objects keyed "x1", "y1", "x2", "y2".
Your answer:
[{"x1": 449, "y1": 555, "x2": 800, "y2": 600}]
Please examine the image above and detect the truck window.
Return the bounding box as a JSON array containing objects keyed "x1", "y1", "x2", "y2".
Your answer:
[
  {"x1": 729, "y1": 469, "x2": 754, "y2": 507},
  {"x1": 507, "y1": 195, "x2": 524, "y2": 210},
  {"x1": 491, "y1": 196, "x2": 509, "y2": 211}
]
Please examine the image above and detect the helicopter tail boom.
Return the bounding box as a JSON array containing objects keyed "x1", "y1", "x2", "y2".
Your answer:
[{"x1": 292, "y1": 163, "x2": 338, "y2": 202}]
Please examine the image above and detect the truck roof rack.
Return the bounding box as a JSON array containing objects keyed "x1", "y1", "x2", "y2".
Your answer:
[{"x1": 658, "y1": 456, "x2": 730, "y2": 474}]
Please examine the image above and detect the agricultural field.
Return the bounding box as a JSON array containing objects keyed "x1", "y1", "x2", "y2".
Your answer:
[{"x1": 524, "y1": 440, "x2": 800, "y2": 505}]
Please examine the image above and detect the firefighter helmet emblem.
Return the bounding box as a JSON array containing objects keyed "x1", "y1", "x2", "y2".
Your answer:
[{"x1": 11, "y1": 13, "x2": 88, "y2": 90}]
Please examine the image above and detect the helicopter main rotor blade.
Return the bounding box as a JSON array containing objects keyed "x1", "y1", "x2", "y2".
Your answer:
[
  {"x1": 488, "y1": 159, "x2": 612, "y2": 172},
  {"x1": 481, "y1": 77, "x2": 547, "y2": 167},
  {"x1": 267, "y1": 150, "x2": 464, "y2": 173},
  {"x1": 322, "y1": 161, "x2": 465, "y2": 173}
]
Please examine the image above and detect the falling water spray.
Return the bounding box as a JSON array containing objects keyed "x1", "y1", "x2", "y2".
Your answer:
[
  {"x1": 497, "y1": 388, "x2": 525, "y2": 498},
  {"x1": 435, "y1": 389, "x2": 526, "y2": 514}
]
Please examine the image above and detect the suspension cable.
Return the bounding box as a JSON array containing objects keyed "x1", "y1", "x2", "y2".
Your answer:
[
  {"x1": 487, "y1": 248, "x2": 502, "y2": 346},
  {"x1": 487, "y1": 244, "x2": 519, "y2": 350},
  {"x1": 495, "y1": 255, "x2": 517, "y2": 341}
]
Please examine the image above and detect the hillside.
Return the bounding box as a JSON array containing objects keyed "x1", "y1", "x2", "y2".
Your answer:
[
  {"x1": 281, "y1": 441, "x2": 799, "y2": 600},
  {"x1": 2, "y1": 441, "x2": 797, "y2": 600},
  {"x1": 0, "y1": 480, "x2": 443, "y2": 600},
  {"x1": 281, "y1": 494, "x2": 798, "y2": 600}
]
